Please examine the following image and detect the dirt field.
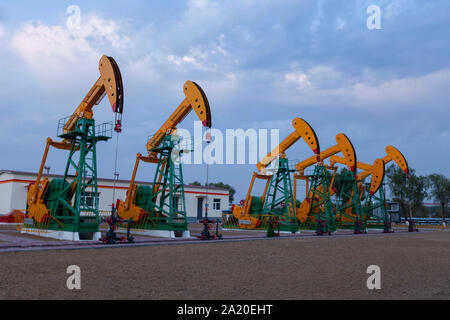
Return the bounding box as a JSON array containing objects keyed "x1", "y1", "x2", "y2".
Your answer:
[{"x1": 0, "y1": 230, "x2": 449, "y2": 300}]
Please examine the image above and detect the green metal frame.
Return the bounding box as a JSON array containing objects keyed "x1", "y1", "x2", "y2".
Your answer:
[
  {"x1": 262, "y1": 158, "x2": 299, "y2": 232},
  {"x1": 26, "y1": 117, "x2": 112, "y2": 235},
  {"x1": 301, "y1": 165, "x2": 336, "y2": 234},
  {"x1": 128, "y1": 135, "x2": 189, "y2": 233},
  {"x1": 363, "y1": 183, "x2": 392, "y2": 232},
  {"x1": 334, "y1": 171, "x2": 366, "y2": 233}
]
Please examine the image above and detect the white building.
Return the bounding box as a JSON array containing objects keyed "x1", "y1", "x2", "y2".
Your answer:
[{"x1": 0, "y1": 170, "x2": 229, "y2": 222}]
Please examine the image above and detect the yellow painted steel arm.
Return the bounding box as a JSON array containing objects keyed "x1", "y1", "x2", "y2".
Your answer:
[
  {"x1": 362, "y1": 145, "x2": 408, "y2": 194},
  {"x1": 330, "y1": 145, "x2": 408, "y2": 195},
  {"x1": 234, "y1": 172, "x2": 272, "y2": 224},
  {"x1": 366, "y1": 146, "x2": 408, "y2": 193},
  {"x1": 353, "y1": 159, "x2": 385, "y2": 195},
  {"x1": 365, "y1": 159, "x2": 385, "y2": 195},
  {"x1": 383, "y1": 145, "x2": 409, "y2": 174},
  {"x1": 27, "y1": 137, "x2": 80, "y2": 207},
  {"x1": 256, "y1": 118, "x2": 320, "y2": 174},
  {"x1": 295, "y1": 133, "x2": 357, "y2": 173},
  {"x1": 121, "y1": 152, "x2": 159, "y2": 216},
  {"x1": 63, "y1": 55, "x2": 124, "y2": 133},
  {"x1": 146, "y1": 81, "x2": 211, "y2": 156}
]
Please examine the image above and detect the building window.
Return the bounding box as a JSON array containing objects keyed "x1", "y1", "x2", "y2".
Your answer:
[
  {"x1": 82, "y1": 191, "x2": 99, "y2": 207},
  {"x1": 213, "y1": 198, "x2": 221, "y2": 210},
  {"x1": 389, "y1": 203, "x2": 399, "y2": 213}
]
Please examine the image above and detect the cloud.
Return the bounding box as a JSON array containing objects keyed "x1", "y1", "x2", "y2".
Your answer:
[
  {"x1": 1, "y1": 1, "x2": 449, "y2": 186},
  {"x1": 9, "y1": 15, "x2": 129, "y2": 84},
  {"x1": 277, "y1": 66, "x2": 450, "y2": 110},
  {"x1": 335, "y1": 18, "x2": 347, "y2": 30},
  {"x1": 166, "y1": 34, "x2": 232, "y2": 73},
  {"x1": 384, "y1": 0, "x2": 417, "y2": 19},
  {"x1": 284, "y1": 72, "x2": 311, "y2": 89},
  {"x1": 180, "y1": 0, "x2": 222, "y2": 36},
  {"x1": 350, "y1": 69, "x2": 450, "y2": 108},
  {"x1": 283, "y1": 65, "x2": 346, "y2": 91}
]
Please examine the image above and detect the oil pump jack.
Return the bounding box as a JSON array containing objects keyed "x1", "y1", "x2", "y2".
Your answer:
[
  {"x1": 294, "y1": 133, "x2": 357, "y2": 235},
  {"x1": 117, "y1": 81, "x2": 211, "y2": 238},
  {"x1": 329, "y1": 145, "x2": 408, "y2": 233},
  {"x1": 230, "y1": 118, "x2": 320, "y2": 232},
  {"x1": 25, "y1": 55, "x2": 124, "y2": 240},
  {"x1": 364, "y1": 146, "x2": 409, "y2": 230}
]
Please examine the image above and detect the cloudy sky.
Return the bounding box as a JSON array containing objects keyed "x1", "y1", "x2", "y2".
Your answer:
[{"x1": 0, "y1": 0, "x2": 449, "y2": 200}]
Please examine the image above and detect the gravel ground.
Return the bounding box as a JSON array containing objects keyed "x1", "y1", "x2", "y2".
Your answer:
[{"x1": 0, "y1": 231, "x2": 449, "y2": 300}]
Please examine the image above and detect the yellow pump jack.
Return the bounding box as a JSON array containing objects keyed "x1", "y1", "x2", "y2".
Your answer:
[
  {"x1": 230, "y1": 118, "x2": 320, "y2": 230},
  {"x1": 27, "y1": 56, "x2": 123, "y2": 223},
  {"x1": 329, "y1": 145, "x2": 408, "y2": 230},
  {"x1": 25, "y1": 55, "x2": 124, "y2": 240},
  {"x1": 116, "y1": 81, "x2": 211, "y2": 237},
  {"x1": 294, "y1": 133, "x2": 357, "y2": 233}
]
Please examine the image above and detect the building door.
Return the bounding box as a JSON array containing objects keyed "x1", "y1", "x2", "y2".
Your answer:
[{"x1": 197, "y1": 197, "x2": 203, "y2": 220}]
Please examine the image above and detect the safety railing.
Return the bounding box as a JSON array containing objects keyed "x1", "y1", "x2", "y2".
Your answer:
[
  {"x1": 57, "y1": 116, "x2": 113, "y2": 139},
  {"x1": 392, "y1": 223, "x2": 448, "y2": 231},
  {"x1": 146, "y1": 133, "x2": 194, "y2": 151},
  {"x1": 17, "y1": 213, "x2": 53, "y2": 235},
  {"x1": 9, "y1": 208, "x2": 69, "y2": 234},
  {"x1": 79, "y1": 210, "x2": 112, "y2": 218},
  {"x1": 95, "y1": 121, "x2": 113, "y2": 139},
  {"x1": 221, "y1": 212, "x2": 239, "y2": 228},
  {"x1": 57, "y1": 116, "x2": 70, "y2": 136}
]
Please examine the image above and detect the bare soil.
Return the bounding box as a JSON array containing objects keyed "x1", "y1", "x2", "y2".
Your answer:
[{"x1": 0, "y1": 231, "x2": 449, "y2": 300}]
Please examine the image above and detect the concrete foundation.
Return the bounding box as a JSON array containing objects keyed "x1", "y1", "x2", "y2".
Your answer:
[
  {"x1": 21, "y1": 228, "x2": 102, "y2": 241},
  {"x1": 117, "y1": 228, "x2": 191, "y2": 239}
]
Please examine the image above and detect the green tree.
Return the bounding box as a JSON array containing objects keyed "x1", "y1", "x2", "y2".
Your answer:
[
  {"x1": 190, "y1": 181, "x2": 236, "y2": 203},
  {"x1": 386, "y1": 164, "x2": 429, "y2": 218},
  {"x1": 207, "y1": 182, "x2": 236, "y2": 203},
  {"x1": 386, "y1": 164, "x2": 408, "y2": 216},
  {"x1": 428, "y1": 174, "x2": 450, "y2": 224},
  {"x1": 407, "y1": 174, "x2": 429, "y2": 217}
]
